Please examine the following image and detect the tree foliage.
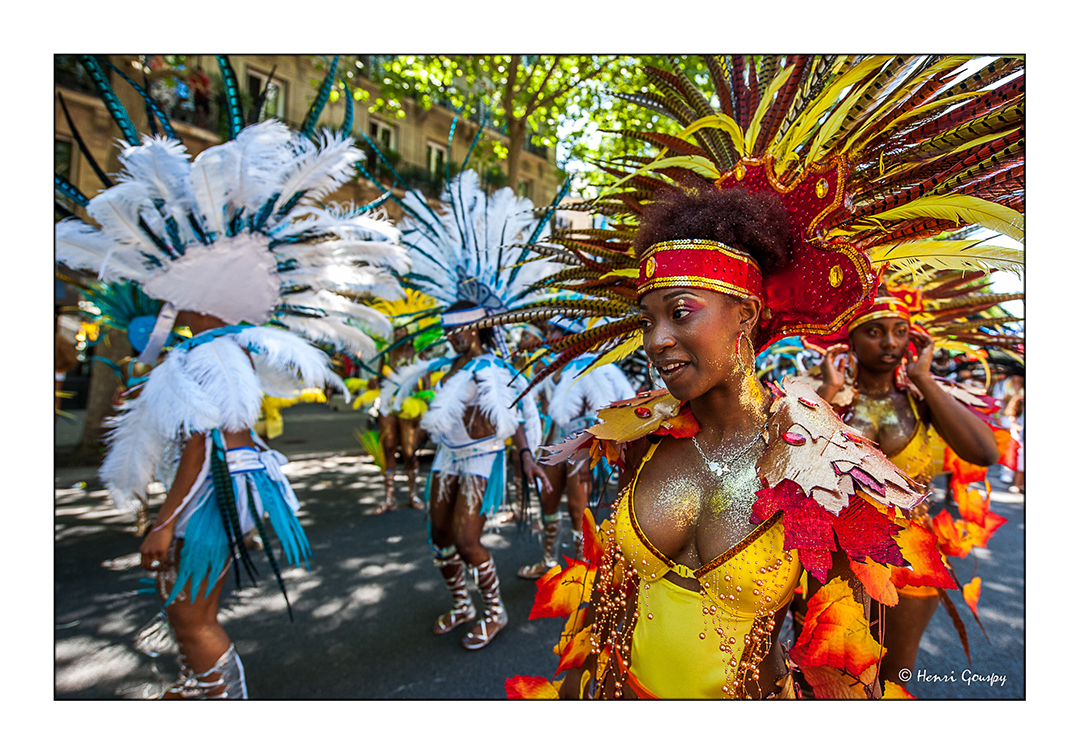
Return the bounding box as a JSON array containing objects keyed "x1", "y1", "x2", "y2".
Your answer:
[{"x1": 357, "y1": 55, "x2": 683, "y2": 196}]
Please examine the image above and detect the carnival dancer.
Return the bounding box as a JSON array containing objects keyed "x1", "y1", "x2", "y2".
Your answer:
[
  {"x1": 498, "y1": 54, "x2": 1023, "y2": 699},
  {"x1": 363, "y1": 289, "x2": 441, "y2": 514},
  {"x1": 55, "y1": 55, "x2": 407, "y2": 697},
  {"x1": 517, "y1": 317, "x2": 636, "y2": 579},
  {"x1": 377, "y1": 166, "x2": 563, "y2": 649},
  {"x1": 813, "y1": 277, "x2": 1021, "y2": 688}
]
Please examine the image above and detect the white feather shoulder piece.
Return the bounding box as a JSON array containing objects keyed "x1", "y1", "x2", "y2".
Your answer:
[
  {"x1": 236, "y1": 325, "x2": 345, "y2": 398},
  {"x1": 547, "y1": 358, "x2": 636, "y2": 427}
]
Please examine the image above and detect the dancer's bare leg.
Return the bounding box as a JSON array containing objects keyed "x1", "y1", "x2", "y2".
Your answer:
[{"x1": 373, "y1": 413, "x2": 399, "y2": 514}]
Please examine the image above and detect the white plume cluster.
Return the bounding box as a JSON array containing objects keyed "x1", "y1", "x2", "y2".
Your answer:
[
  {"x1": 100, "y1": 326, "x2": 344, "y2": 510},
  {"x1": 399, "y1": 169, "x2": 558, "y2": 314},
  {"x1": 55, "y1": 121, "x2": 409, "y2": 360},
  {"x1": 545, "y1": 356, "x2": 637, "y2": 428}
]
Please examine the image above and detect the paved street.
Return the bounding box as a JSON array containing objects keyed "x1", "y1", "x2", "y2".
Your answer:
[{"x1": 54, "y1": 399, "x2": 1025, "y2": 699}]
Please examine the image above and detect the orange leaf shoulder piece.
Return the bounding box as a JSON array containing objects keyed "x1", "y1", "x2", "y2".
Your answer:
[{"x1": 539, "y1": 389, "x2": 698, "y2": 470}]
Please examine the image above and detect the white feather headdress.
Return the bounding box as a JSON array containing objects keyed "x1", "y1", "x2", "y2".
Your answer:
[
  {"x1": 56, "y1": 122, "x2": 408, "y2": 360},
  {"x1": 399, "y1": 169, "x2": 559, "y2": 320}
]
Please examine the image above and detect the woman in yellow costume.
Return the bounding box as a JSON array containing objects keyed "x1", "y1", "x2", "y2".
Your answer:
[
  {"x1": 498, "y1": 54, "x2": 1023, "y2": 699},
  {"x1": 358, "y1": 290, "x2": 442, "y2": 514},
  {"x1": 812, "y1": 272, "x2": 1021, "y2": 689}
]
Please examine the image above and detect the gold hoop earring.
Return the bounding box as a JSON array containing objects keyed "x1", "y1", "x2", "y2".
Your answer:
[{"x1": 735, "y1": 330, "x2": 753, "y2": 375}]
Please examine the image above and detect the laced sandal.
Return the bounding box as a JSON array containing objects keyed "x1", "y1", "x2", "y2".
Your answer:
[
  {"x1": 371, "y1": 474, "x2": 396, "y2": 515},
  {"x1": 159, "y1": 645, "x2": 248, "y2": 699},
  {"x1": 517, "y1": 517, "x2": 561, "y2": 579},
  {"x1": 516, "y1": 560, "x2": 557, "y2": 579},
  {"x1": 408, "y1": 467, "x2": 426, "y2": 509},
  {"x1": 571, "y1": 529, "x2": 585, "y2": 561},
  {"x1": 462, "y1": 558, "x2": 508, "y2": 650},
  {"x1": 432, "y1": 548, "x2": 476, "y2": 635},
  {"x1": 135, "y1": 507, "x2": 151, "y2": 537}
]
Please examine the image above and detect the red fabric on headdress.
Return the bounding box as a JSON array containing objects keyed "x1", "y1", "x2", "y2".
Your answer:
[{"x1": 713, "y1": 157, "x2": 876, "y2": 353}]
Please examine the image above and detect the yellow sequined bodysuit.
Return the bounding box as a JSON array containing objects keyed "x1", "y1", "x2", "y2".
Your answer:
[
  {"x1": 883, "y1": 393, "x2": 944, "y2": 599},
  {"x1": 614, "y1": 443, "x2": 801, "y2": 698}
]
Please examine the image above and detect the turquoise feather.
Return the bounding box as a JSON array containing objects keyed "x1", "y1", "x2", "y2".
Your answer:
[
  {"x1": 78, "y1": 55, "x2": 139, "y2": 146},
  {"x1": 300, "y1": 55, "x2": 339, "y2": 138},
  {"x1": 215, "y1": 56, "x2": 245, "y2": 140}
]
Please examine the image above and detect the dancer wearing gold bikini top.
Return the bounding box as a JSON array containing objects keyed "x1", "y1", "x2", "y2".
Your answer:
[
  {"x1": 520, "y1": 184, "x2": 925, "y2": 699},
  {"x1": 816, "y1": 297, "x2": 999, "y2": 689}
]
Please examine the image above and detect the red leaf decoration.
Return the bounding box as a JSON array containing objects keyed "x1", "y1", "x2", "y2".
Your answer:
[
  {"x1": 994, "y1": 427, "x2": 1018, "y2": 471},
  {"x1": 848, "y1": 558, "x2": 899, "y2": 607},
  {"x1": 955, "y1": 480, "x2": 991, "y2": 528},
  {"x1": 579, "y1": 508, "x2": 604, "y2": 567},
  {"x1": 833, "y1": 497, "x2": 904, "y2": 567},
  {"x1": 966, "y1": 509, "x2": 1008, "y2": 549},
  {"x1": 883, "y1": 681, "x2": 917, "y2": 699},
  {"x1": 754, "y1": 479, "x2": 837, "y2": 581},
  {"x1": 505, "y1": 675, "x2": 559, "y2": 700},
  {"x1": 790, "y1": 577, "x2": 884, "y2": 678}
]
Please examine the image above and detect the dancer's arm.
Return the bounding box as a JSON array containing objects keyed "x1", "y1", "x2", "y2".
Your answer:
[
  {"x1": 513, "y1": 424, "x2": 553, "y2": 495},
  {"x1": 139, "y1": 432, "x2": 207, "y2": 571},
  {"x1": 907, "y1": 332, "x2": 999, "y2": 466}
]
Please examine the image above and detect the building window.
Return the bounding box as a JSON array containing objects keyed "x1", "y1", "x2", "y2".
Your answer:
[
  {"x1": 246, "y1": 68, "x2": 286, "y2": 121},
  {"x1": 518, "y1": 179, "x2": 533, "y2": 200},
  {"x1": 369, "y1": 120, "x2": 396, "y2": 152},
  {"x1": 427, "y1": 142, "x2": 447, "y2": 179}
]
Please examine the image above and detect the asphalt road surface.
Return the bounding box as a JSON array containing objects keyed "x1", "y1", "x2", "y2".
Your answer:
[{"x1": 54, "y1": 401, "x2": 1025, "y2": 699}]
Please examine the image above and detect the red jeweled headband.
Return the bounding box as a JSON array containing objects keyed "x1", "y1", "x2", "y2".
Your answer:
[
  {"x1": 847, "y1": 296, "x2": 912, "y2": 331},
  {"x1": 638, "y1": 239, "x2": 763, "y2": 300}
]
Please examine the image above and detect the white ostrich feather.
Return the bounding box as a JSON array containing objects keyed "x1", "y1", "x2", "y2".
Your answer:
[
  {"x1": 277, "y1": 314, "x2": 378, "y2": 361},
  {"x1": 548, "y1": 358, "x2": 636, "y2": 427},
  {"x1": 99, "y1": 394, "x2": 164, "y2": 510},
  {"x1": 186, "y1": 122, "x2": 296, "y2": 233},
  {"x1": 399, "y1": 169, "x2": 555, "y2": 312},
  {"x1": 238, "y1": 326, "x2": 340, "y2": 394},
  {"x1": 272, "y1": 130, "x2": 364, "y2": 214},
  {"x1": 474, "y1": 360, "x2": 536, "y2": 445},
  {"x1": 55, "y1": 219, "x2": 148, "y2": 282},
  {"x1": 118, "y1": 135, "x2": 194, "y2": 220},
  {"x1": 421, "y1": 368, "x2": 474, "y2": 439},
  {"x1": 285, "y1": 265, "x2": 404, "y2": 302},
  {"x1": 179, "y1": 338, "x2": 265, "y2": 431},
  {"x1": 85, "y1": 181, "x2": 169, "y2": 255},
  {"x1": 283, "y1": 290, "x2": 393, "y2": 337},
  {"x1": 385, "y1": 357, "x2": 440, "y2": 412},
  {"x1": 224, "y1": 120, "x2": 295, "y2": 210},
  {"x1": 301, "y1": 204, "x2": 401, "y2": 242}
]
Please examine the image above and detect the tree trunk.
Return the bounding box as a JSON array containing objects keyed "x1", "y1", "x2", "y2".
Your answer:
[
  {"x1": 506, "y1": 119, "x2": 528, "y2": 195},
  {"x1": 75, "y1": 329, "x2": 131, "y2": 457}
]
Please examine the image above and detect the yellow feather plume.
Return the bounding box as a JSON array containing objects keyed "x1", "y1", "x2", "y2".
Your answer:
[
  {"x1": 869, "y1": 239, "x2": 1024, "y2": 277},
  {"x1": 676, "y1": 114, "x2": 745, "y2": 158},
  {"x1": 744, "y1": 65, "x2": 794, "y2": 156},
  {"x1": 867, "y1": 194, "x2": 1024, "y2": 242}
]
